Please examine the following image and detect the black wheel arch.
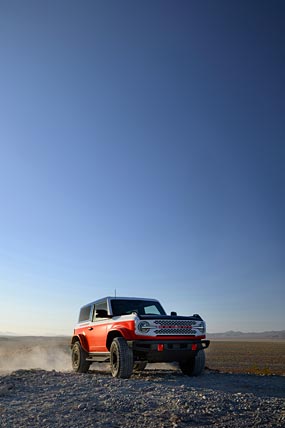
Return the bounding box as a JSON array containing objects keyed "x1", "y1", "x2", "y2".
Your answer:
[
  {"x1": 106, "y1": 330, "x2": 123, "y2": 350},
  {"x1": 71, "y1": 335, "x2": 89, "y2": 353}
]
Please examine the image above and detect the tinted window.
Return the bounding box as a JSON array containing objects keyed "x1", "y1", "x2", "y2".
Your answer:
[
  {"x1": 79, "y1": 305, "x2": 92, "y2": 322},
  {"x1": 111, "y1": 300, "x2": 166, "y2": 316}
]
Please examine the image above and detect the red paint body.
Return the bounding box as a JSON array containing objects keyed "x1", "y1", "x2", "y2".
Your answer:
[{"x1": 74, "y1": 318, "x2": 206, "y2": 353}]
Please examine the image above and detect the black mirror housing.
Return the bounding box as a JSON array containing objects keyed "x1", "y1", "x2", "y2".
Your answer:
[{"x1": 96, "y1": 309, "x2": 109, "y2": 318}]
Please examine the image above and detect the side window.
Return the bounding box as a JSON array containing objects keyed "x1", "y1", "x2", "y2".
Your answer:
[
  {"x1": 78, "y1": 305, "x2": 92, "y2": 322},
  {"x1": 93, "y1": 301, "x2": 108, "y2": 321}
]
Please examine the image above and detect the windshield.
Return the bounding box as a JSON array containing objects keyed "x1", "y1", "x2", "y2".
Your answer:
[{"x1": 111, "y1": 299, "x2": 166, "y2": 316}]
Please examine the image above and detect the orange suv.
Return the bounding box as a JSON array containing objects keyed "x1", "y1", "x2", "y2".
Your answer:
[{"x1": 71, "y1": 296, "x2": 210, "y2": 378}]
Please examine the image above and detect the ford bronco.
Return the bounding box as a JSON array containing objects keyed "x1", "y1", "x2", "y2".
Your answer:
[{"x1": 71, "y1": 296, "x2": 210, "y2": 378}]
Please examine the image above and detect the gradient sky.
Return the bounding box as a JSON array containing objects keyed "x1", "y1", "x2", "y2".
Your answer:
[{"x1": 0, "y1": 1, "x2": 284, "y2": 335}]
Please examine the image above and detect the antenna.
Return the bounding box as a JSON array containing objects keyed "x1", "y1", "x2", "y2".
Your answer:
[{"x1": 114, "y1": 288, "x2": 116, "y2": 298}]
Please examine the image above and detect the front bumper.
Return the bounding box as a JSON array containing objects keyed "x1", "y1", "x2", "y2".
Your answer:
[{"x1": 128, "y1": 339, "x2": 210, "y2": 363}]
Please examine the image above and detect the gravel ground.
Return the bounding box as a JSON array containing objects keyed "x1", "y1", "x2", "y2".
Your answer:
[{"x1": 0, "y1": 368, "x2": 284, "y2": 428}]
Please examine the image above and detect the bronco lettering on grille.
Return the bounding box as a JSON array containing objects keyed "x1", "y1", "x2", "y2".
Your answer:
[{"x1": 158, "y1": 325, "x2": 193, "y2": 329}]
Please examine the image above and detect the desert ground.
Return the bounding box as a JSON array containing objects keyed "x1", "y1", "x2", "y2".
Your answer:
[
  {"x1": 206, "y1": 339, "x2": 285, "y2": 376},
  {"x1": 1, "y1": 336, "x2": 284, "y2": 375},
  {"x1": 0, "y1": 337, "x2": 284, "y2": 427}
]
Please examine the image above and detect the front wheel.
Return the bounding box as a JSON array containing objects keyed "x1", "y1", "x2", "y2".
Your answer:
[
  {"x1": 72, "y1": 342, "x2": 90, "y2": 373},
  {"x1": 110, "y1": 337, "x2": 133, "y2": 378},
  {"x1": 179, "y1": 349, "x2": 205, "y2": 376}
]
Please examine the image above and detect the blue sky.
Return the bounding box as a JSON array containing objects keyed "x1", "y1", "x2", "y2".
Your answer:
[{"x1": 0, "y1": 1, "x2": 284, "y2": 334}]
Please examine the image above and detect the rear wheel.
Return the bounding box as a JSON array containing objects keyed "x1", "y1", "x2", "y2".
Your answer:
[
  {"x1": 72, "y1": 341, "x2": 90, "y2": 373},
  {"x1": 179, "y1": 349, "x2": 205, "y2": 376},
  {"x1": 110, "y1": 337, "x2": 133, "y2": 378},
  {"x1": 133, "y1": 361, "x2": 147, "y2": 372}
]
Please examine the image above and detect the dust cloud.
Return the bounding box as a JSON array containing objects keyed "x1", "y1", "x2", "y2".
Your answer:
[
  {"x1": 0, "y1": 336, "x2": 71, "y2": 373},
  {"x1": 0, "y1": 336, "x2": 179, "y2": 374}
]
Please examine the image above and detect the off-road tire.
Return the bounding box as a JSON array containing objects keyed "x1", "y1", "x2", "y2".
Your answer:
[
  {"x1": 110, "y1": 337, "x2": 133, "y2": 378},
  {"x1": 179, "y1": 349, "x2": 205, "y2": 376},
  {"x1": 72, "y1": 341, "x2": 90, "y2": 373},
  {"x1": 133, "y1": 361, "x2": 147, "y2": 372}
]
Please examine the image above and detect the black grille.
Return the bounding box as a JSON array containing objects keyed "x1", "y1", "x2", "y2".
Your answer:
[
  {"x1": 153, "y1": 319, "x2": 197, "y2": 326},
  {"x1": 153, "y1": 319, "x2": 199, "y2": 335},
  {"x1": 154, "y1": 328, "x2": 195, "y2": 335}
]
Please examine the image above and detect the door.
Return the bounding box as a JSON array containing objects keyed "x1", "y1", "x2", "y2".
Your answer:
[{"x1": 87, "y1": 300, "x2": 109, "y2": 352}]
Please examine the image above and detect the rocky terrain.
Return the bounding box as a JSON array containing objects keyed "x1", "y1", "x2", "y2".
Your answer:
[
  {"x1": 0, "y1": 336, "x2": 284, "y2": 427},
  {"x1": 0, "y1": 367, "x2": 284, "y2": 428}
]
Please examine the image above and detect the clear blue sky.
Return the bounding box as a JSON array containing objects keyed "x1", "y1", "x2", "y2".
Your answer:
[{"x1": 0, "y1": 1, "x2": 284, "y2": 335}]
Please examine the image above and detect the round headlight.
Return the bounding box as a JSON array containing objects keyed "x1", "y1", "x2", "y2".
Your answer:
[
  {"x1": 138, "y1": 321, "x2": 150, "y2": 333},
  {"x1": 199, "y1": 322, "x2": 206, "y2": 334}
]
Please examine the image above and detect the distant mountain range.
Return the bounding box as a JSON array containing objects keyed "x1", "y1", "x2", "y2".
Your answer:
[{"x1": 208, "y1": 330, "x2": 285, "y2": 339}]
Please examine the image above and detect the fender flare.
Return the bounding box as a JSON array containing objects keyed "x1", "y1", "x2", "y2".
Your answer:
[
  {"x1": 106, "y1": 327, "x2": 135, "y2": 349},
  {"x1": 109, "y1": 326, "x2": 135, "y2": 340},
  {"x1": 71, "y1": 334, "x2": 89, "y2": 353}
]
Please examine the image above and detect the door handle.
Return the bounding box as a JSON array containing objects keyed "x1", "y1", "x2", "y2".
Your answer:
[{"x1": 88, "y1": 327, "x2": 93, "y2": 331}]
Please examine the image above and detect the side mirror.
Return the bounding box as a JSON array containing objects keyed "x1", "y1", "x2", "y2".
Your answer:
[
  {"x1": 96, "y1": 309, "x2": 108, "y2": 318},
  {"x1": 170, "y1": 311, "x2": 177, "y2": 316}
]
